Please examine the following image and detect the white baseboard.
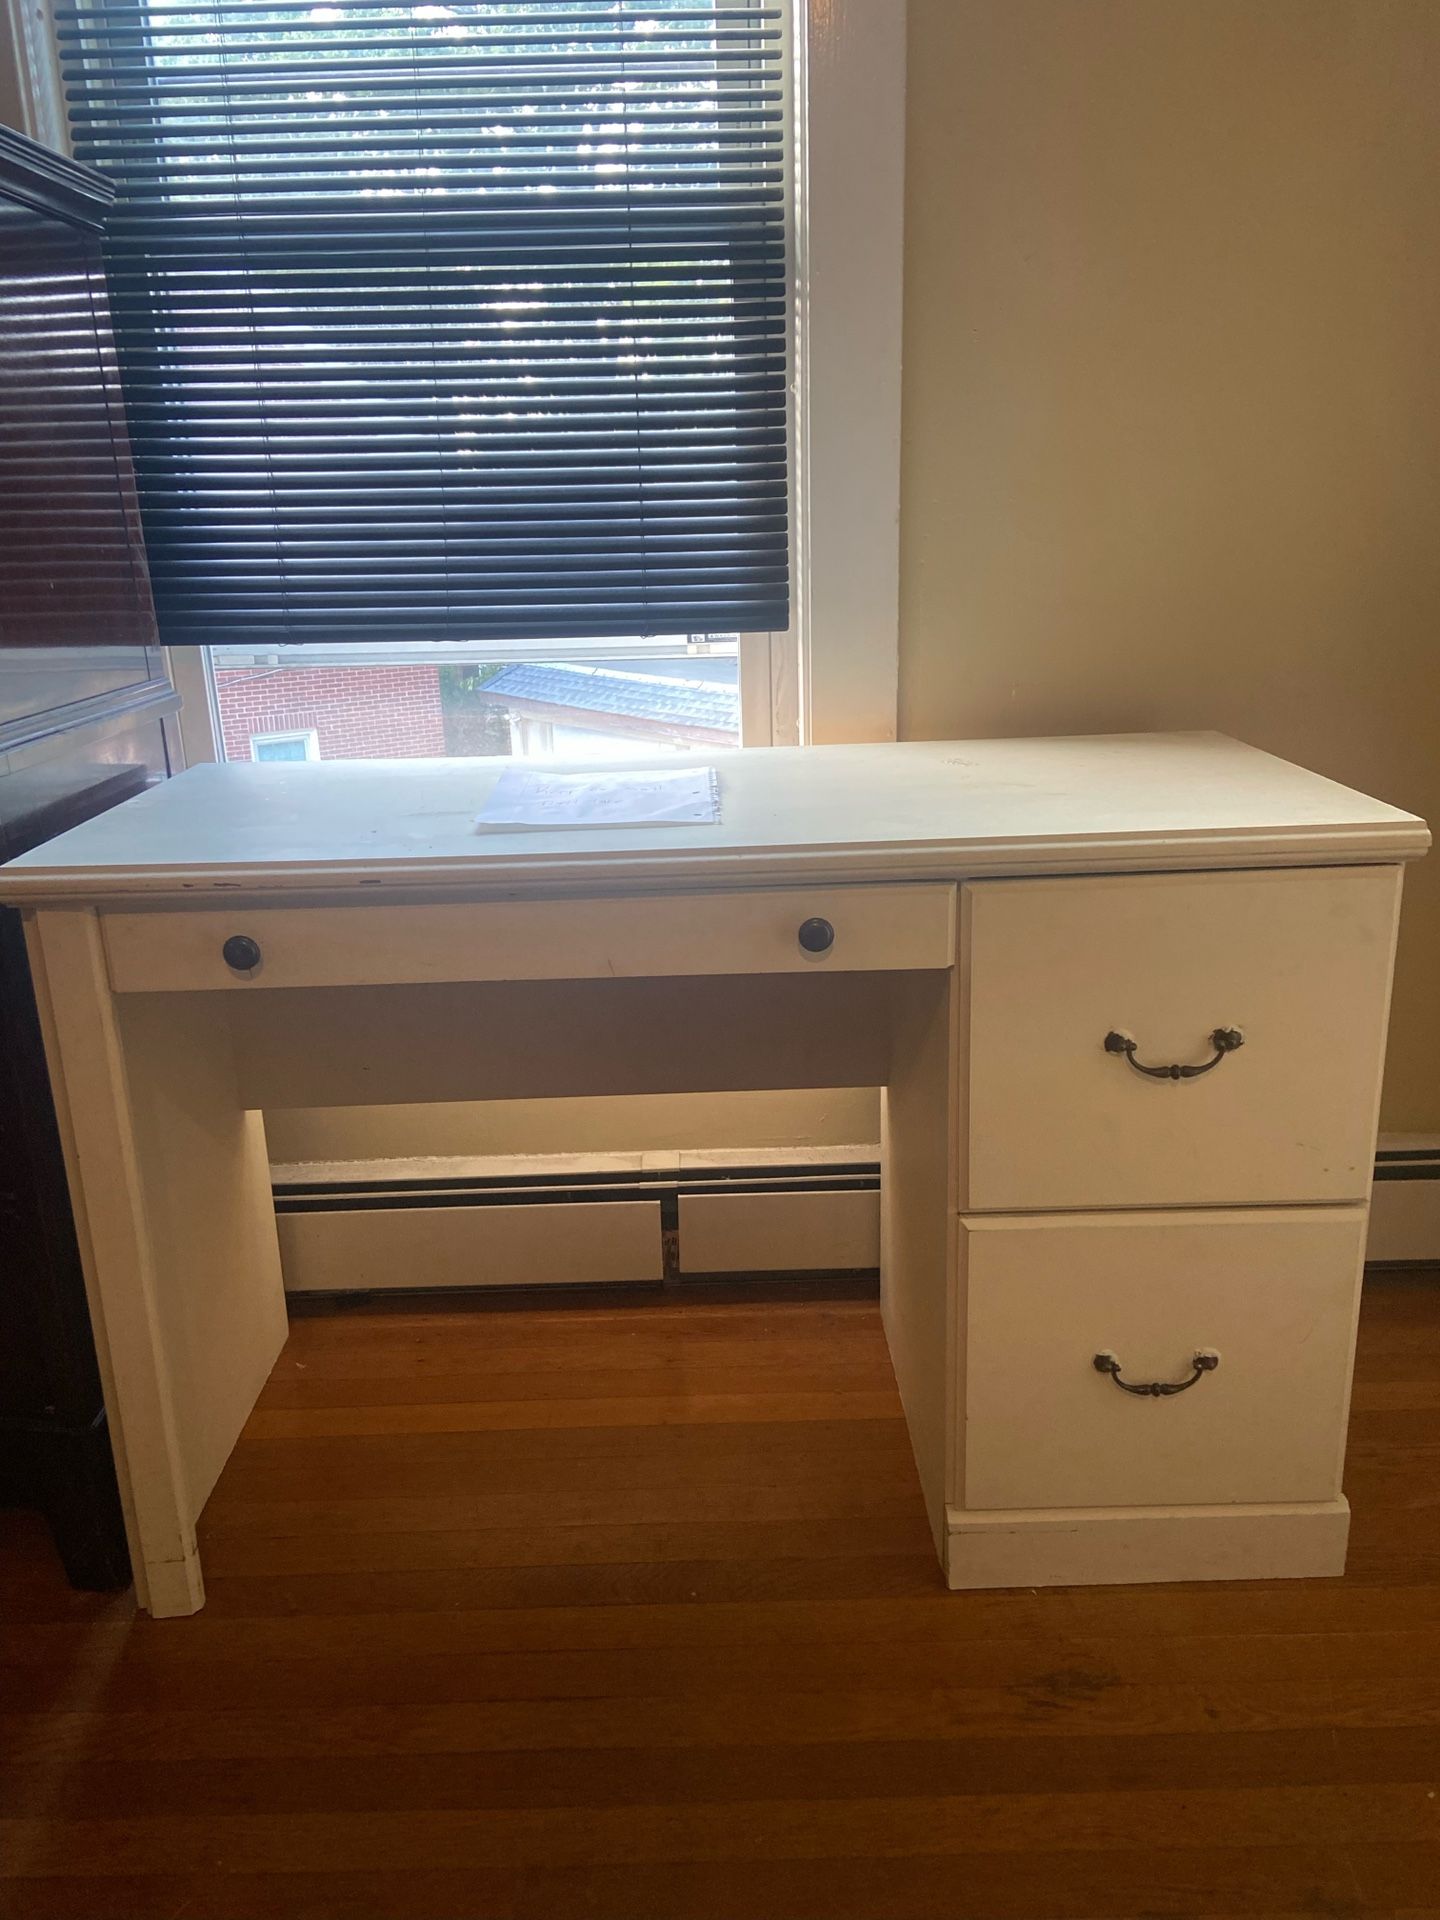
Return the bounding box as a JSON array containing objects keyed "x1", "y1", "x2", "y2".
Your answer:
[
  {"x1": 677, "y1": 1188, "x2": 881, "y2": 1275},
  {"x1": 279, "y1": 1199, "x2": 666, "y2": 1294},
  {"x1": 945, "y1": 1500, "x2": 1350, "y2": 1589},
  {"x1": 273, "y1": 1147, "x2": 882, "y2": 1295},
  {"x1": 1369, "y1": 1134, "x2": 1440, "y2": 1264},
  {"x1": 270, "y1": 1135, "x2": 1440, "y2": 1296}
]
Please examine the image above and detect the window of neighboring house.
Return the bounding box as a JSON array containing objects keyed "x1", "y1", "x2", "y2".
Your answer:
[
  {"x1": 249, "y1": 729, "x2": 320, "y2": 764},
  {"x1": 205, "y1": 638, "x2": 740, "y2": 763},
  {"x1": 60, "y1": 2, "x2": 792, "y2": 755}
]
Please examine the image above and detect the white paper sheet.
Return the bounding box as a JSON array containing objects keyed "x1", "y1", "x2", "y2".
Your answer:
[{"x1": 475, "y1": 765, "x2": 720, "y2": 830}]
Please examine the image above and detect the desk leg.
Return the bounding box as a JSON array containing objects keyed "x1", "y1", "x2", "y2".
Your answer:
[
  {"x1": 880, "y1": 971, "x2": 959, "y2": 1568},
  {"x1": 26, "y1": 910, "x2": 287, "y2": 1616}
]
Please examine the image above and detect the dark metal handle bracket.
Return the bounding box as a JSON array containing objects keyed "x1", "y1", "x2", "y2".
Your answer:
[
  {"x1": 1104, "y1": 1027, "x2": 1244, "y2": 1080},
  {"x1": 1093, "y1": 1349, "x2": 1220, "y2": 1397}
]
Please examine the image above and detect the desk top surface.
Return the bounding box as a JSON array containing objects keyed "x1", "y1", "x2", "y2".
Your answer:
[{"x1": 2, "y1": 732, "x2": 1427, "y2": 904}]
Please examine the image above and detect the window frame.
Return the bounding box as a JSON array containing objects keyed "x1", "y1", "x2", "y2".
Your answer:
[
  {"x1": 789, "y1": 0, "x2": 905, "y2": 746},
  {"x1": 8, "y1": 0, "x2": 905, "y2": 757},
  {"x1": 249, "y1": 729, "x2": 320, "y2": 765}
]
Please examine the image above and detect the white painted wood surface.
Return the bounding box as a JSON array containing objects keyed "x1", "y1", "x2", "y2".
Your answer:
[
  {"x1": 879, "y1": 971, "x2": 960, "y2": 1551},
  {"x1": 24, "y1": 913, "x2": 195, "y2": 1615},
  {"x1": 270, "y1": 1144, "x2": 883, "y2": 1187},
  {"x1": 795, "y1": 0, "x2": 906, "y2": 746},
  {"x1": 960, "y1": 1208, "x2": 1368, "y2": 1510},
  {"x1": 676, "y1": 1188, "x2": 880, "y2": 1275},
  {"x1": 1366, "y1": 1183, "x2": 1440, "y2": 1262},
  {"x1": 21, "y1": 911, "x2": 189, "y2": 1616},
  {"x1": 279, "y1": 1202, "x2": 664, "y2": 1294},
  {"x1": 101, "y1": 884, "x2": 955, "y2": 993},
  {"x1": 5, "y1": 735, "x2": 1425, "y2": 1611},
  {"x1": 26, "y1": 911, "x2": 289, "y2": 1616},
  {"x1": 1, "y1": 733, "x2": 1426, "y2": 904},
  {"x1": 945, "y1": 1500, "x2": 1350, "y2": 1590},
  {"x1": 117, "y1": 995, "x2": 288, "y2": 1518},
  {"x1": 962, "y1": 866, "x2": 1403, "y2": 1210}
]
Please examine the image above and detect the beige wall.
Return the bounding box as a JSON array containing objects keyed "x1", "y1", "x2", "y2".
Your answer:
[
  {"x1": 266, "y1": 1087, "x2": 879, "y2": 1165},
  {"x1": 900, "y1": 0, "x2": 1440, "y2": 1128}
]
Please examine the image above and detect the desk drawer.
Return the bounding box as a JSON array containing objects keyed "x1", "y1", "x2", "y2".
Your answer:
[
  {"x1": 960, "y1": 1209, "x2": 1366, "y2": 1511},
  {"x1": 102, "y1": 884, "x2": 956, "y2": 992},
  {"x1": 962, "y1": 866, "x2": 1400, "y2": 1210}
]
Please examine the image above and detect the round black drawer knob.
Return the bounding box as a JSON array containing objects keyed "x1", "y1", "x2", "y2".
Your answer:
[
  {"x1": 797, "y1": 917, "x2": 835, "y2": 955},
  {"x1": 222, "y1": 934, "x2": 262, "y2": 974}
]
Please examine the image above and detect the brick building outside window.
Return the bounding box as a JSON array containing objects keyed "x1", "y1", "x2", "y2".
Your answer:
[
  {"x1": 210, "y1": 648, "x2": 740, "y2": 765},
  {"x1": 215, "y1": 662, "x2": 449, "y2": 763}
]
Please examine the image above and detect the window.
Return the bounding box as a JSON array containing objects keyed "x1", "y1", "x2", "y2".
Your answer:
[
  {"x1": 249, "y1": 728, "x2": 319, "y2": 762},
  {"x1": 207, "y1": 637, "x2": 740, "y2": 761},
  {"x1": 58, "y1": 1, "x2": 790, "y2": 653}
]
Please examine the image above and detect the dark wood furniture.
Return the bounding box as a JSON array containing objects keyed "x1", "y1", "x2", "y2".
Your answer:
[{"x1": 0, "y1": 126, "x2": 175, "y2": 1589}]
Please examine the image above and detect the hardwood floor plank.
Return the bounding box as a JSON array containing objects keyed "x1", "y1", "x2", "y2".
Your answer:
[
  {"x1": 0, "y1": 1661, "x2": 1343, "y2": 1733},
  {"x1": 243, "y1": 1389, "x2": 903, "y2": 1438},
  {"x1": 512, "y1": 1846, "x2": 1367, "y2": 1920},
  {"x1": 189, "y1": 1551, "x2": 947, "y2": 1618},
  {"x1": 202, "y1": 1514, "x2": 933, "y2": 1575},
  {"x1": 10, "y1": 1723, "x2": 1440, "y2": 1820},
  {"x1": 206, "y1": 1428, "x2": 918, "y2": 1506},
  {"x1": 4, "y1": 1274, "x2": 1439, "y2": 1920},
  {"x1": 6, "y1": 1782, "x2": 1435, "y2": 1877},
  {"x1": 0, "y1": 1619, "x2": 1345, "y2": 1692},
  {"x1": 1347, "y1": 1840, "x2": 1440, "y2": 1909},
  {"x1": 0, "y1": 1589, "x2": 1361, "y2": 1666},
  {"x1": 224, "y1": 1413, "x2": 911, "y2": 1467},
  {"x1": 0, "y1": 1871, "x2": 520, "y2": 1920},
  {"x1": 200, "y1": 1476, "x2": 928, "y2": 1536},
  {"x1": 254, "y1": 1360, "x2": 896, "y2": 1411}
]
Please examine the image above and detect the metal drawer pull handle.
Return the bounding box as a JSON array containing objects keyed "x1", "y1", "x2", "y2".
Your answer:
[
  {"x1": 1103, "y1": 1026, "x2": 1244, "y2": 1080},
  {"x1": 1093, "y1": 1349, "x2": 1220, "y2": 1396}
]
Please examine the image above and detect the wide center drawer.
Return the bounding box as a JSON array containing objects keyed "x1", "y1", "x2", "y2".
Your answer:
[
  {"x1": 101, "y1": 883, "x2": 956, "y2": 992},
  {"x1": 961, "y1": 865, "x2": 1401, "y2": 1210},
  {"x1": 960, "y1": 1208, "x2": 1367, "y2": 1511}
]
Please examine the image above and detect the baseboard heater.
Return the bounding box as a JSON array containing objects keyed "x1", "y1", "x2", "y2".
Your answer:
[
  {"x1": 273, "y1": 1135, "x2": 1440, "y2": 1296},
  {"x1": 1368, "y1": 1138, "x2": 1440, "y2": 1266},
  {"x1": 272, "y1": 1155, "x2": 882, "y2": 1295}
]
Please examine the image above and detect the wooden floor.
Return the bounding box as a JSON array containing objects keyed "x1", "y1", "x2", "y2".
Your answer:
[{"x1": 3, "y1": 1272, "x2": 1440, "y2": 1920}]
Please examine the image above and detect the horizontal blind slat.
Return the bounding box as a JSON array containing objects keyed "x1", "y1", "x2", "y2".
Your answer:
[{"x1": 61, "y1": 0, "x2": 789, "y2": 647}]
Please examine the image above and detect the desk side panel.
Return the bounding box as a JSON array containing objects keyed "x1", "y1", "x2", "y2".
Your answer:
[
  {"x1": 24, "y1": 909, "x2": 202, "y2": 1615},
  {"x1": 880, "y1": 969, "x2": 959, "y2": 1554},
  {"x1": 118, "y1": 994, "x2": 287, "y2": 1519}
]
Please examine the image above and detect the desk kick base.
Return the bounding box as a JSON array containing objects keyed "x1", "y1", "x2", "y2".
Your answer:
[{"x1": 943, "y1": 1502, "x2": 1351, "y2": 1590}]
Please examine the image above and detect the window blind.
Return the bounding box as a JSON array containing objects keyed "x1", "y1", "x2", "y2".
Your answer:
[{"x1": 57, "y1": 1, "x2": 789, "y2": 645}]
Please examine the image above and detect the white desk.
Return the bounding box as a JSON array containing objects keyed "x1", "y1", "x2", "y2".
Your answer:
[{"x1": 3, "y1": 733, "x2": 1428, "y2": 1616}]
